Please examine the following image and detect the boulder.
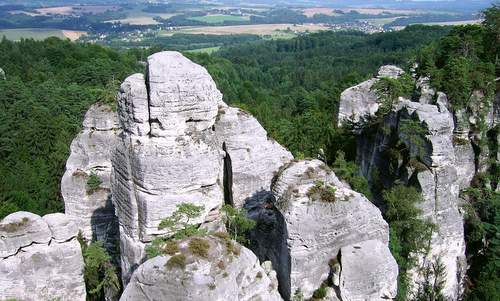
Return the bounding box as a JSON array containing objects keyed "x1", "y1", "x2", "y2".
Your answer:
[
  {"x1": 112, "y1": 52, "x2": 224, "y2": 283},
  {"x1": 120, "y1": 236, "x2": 283, "y2": 301},
  {"x1": 146, "y1": 51, "x2": 222, "y2": 137},
  {"x1": 61, "y1": 103, "x2": 120, "y2": 251},
  {"x1": 0, "y1": 212, "x2": 86, "y2": 301},
  {"x1": 269, "y1": 159, "x2": 396, "y2": 299},
  {"x1": 338, "y1": 65, "x2": 404, "y2": 126},
  {"x1": 339, "y1": 240, "x2": 398, "y2": 301},
  {"x1": 377, "y1": 65, "x2": 405, "y2": 79},
  {"x1": 415, "y1": 76, "x2": 436, "y2": 104},
  {"x1": 214, "y1": 105, "x2": 293, "y2": 207}
]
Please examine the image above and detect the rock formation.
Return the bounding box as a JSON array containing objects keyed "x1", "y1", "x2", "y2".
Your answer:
[
  {"x1": 337, "y1": 66, "x2": 499, "y2": 300},
  {"x1": 0, "y1": 212, "x2": 86, "y2": 301},
  {"x1": 112, "y1": 52, "x2": 225, "y2": 283},
  {"x1": 120, "y1": 235, "x2": 283, "y2": 301},
  {"x1": 61, "y1": 103, "x2": 120, "y2": 252},
  {"x1": 0, "y1": 67, "x2": 5, "y2": 80},
  {"x1": 112, "y1": 51, "x2": 294, "y2": 284},
  {"x1": 214, "y1": 104, "x2": 293, "y2": 207},
  {"x1": 338, "y1": 65, "x2": 405, "y2": 126},
  {"x1": 247, "y1": 159, "x2": 398, "y2": 300}
]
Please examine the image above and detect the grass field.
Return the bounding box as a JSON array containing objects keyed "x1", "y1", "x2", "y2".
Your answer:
[
  {"x1": 0, "y1": 28, "x2": 86, "y2": 41},
  {"x1": 34, "y1": 5, "x2": 120, "y2": 16},
  {"x1": 161, "y1": 24, "x2": 330, "y2": 39},
  {"x1": 185, "y1": 46, "x2": 221, "y2": 54},
  {"x1": 187, "y1": 14, "x2": 250, "y2": 24}
]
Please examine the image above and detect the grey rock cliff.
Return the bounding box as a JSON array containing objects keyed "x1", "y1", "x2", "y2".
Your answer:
[
  {"x1": 214, "y1": 104, "x2": 293, "y2": 207},
  {"x1": 112, "y1": 52, "x2": 295, "y2": 285},
  {"x1": 0, "y1": 212, "x2": 86, "y2": 301},
  {"x1": 112, "y1": 52, "x2": 225, "y2": 283},
  {"x1": 336, "y1": 68, "x2": 498, "y2": 300},
  {"x1": 338, "y1": 66, "x2": 405, "y2": 126},
  {"x1": 269, "y1": 159, "x2": 397, "y2": 300},
  {"x1": 61, "y1": 103, "x2": 120, "y2": 251},
  {"x1": 120, "y1": 236, "x2": 283, "y2": 301}
]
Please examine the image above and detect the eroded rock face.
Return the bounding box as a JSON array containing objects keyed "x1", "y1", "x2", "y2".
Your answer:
[
  {"x1": 270, "y1": 159, "x2": 396, "y2": 300},
  {"x1": 0, "y1": 212, "x2": 86, "y2": 301},
  {"x1": 340, "y1": 70, "x2": 471, "y2": 300},
  {"x1": 61, "y1": 103, "x2": 120, "y2": 251},
  {"x1": 214, "y1": 105, "x2": 293, "y2": 207},
  {"x1": 112, "y1": 52, "x2": 224, "y2": 283},
  {"x1": 340, "y1": 240, "x2": 399, "y2": 301},
  {"x1": 338, "y1": 65, "x2": 404, "y2": 126},
  {"x1": 120, "y1": 236, "x2": 283, "y2": 301}
]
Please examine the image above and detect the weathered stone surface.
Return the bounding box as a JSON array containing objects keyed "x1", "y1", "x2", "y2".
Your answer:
[
  {"x1": 61, "y1": 103, "x2": 119, "y2": 249},
  {"x1": 270, "y1": 159, "x2": 394, "y2": 299},
  {"x1": 340, "y1": 240, "x2": 398, "y2": 301},
  {"x1": 147, "y1": 51, "x2": 222, "y2": 137},
  {"x1": 0, "y1": 211, "x2": 51, "y2": 258},
  {"x1": 416, "y1": 76, "x2": 436, "y2": 104},
  {"x1": 341, "y1": 73, "x2": 468, "y2": 300},
  {"x1": 117, "y1": 73, "x2": 150, "y2": 136},
  {"x1": 120, "y1": 236, "x2": 283, "y2": 301},
  {"x1": 377, "y1": 65, "x2": 405, "y2": 79},
  {"x1": 43, "y1": 213, "x2": 79, "y2": 242},
  {"x1": 338, "y1": 78, "x2": 378, "y2": 126},
  {"x1": 0, "y1": 212, "x2": 86, "y2": 301},
  {"x1": 338, "y1": 65, "x2": 404, "y2": 126},
  {"x1": 215, "y1": 105, "x2": 293, "y2": 207},
  {"x1": 112, "y1": 51, "x2": 224, "y2": 283},
  {"x1": 0, "y1": 67, "x2": 5, "y2": 80}
]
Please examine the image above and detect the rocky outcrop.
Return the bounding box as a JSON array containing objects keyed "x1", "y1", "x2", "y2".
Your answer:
[
  {"x1": 0, "y1": 212, "x2": 86, "y2": 301},
  {"x1": 339, "y1": 240, "x2": 398, "y2": 301},
  {"x1": 338, "y1": 66, "x2": 404, "y2": 126},
  {"x1": 214, "y1": 105, "x2": 293, "y2": 207},
  {"x1": 120, "y1": 235, "x2": 282, "y2": 301},
  {"x1": 112, "y1": 52, "x2": 225, "y2": 283},
  {"x1": 0, "y1": 67, "x2": 5, "y2": 80},
  {"x1": 337, "y1": 67, "x2": 492, "y2": 300},
  {"x1": 61, "y1": 103, "x2": 120, "y2": 251},
  {"x1": 261, "y1": 159, "x2": 397, "y2": 300},
  {"x1": 112, "y1": 51, "x2": 296, "y2": 284}
]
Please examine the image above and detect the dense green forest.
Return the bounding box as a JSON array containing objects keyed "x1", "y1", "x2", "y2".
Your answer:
[{"x1": 0, "y1": 37, "x2": 141, "y2": 218}]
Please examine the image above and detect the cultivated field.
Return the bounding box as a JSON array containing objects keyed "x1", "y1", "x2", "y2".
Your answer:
[
  {"x1": 0, "y1": 28, "x2": 86, "y2": 41},
  {"x1": 187, "y1": 14, "x2": 250, "y2": 24},
  {"x1": 34, "y1": 5, "x2": 120, "y2": 16},
  {"x1": 302, "y1": 8, "x2": 340, "y2": 17},
  {"x1": 418, "y1": 19, "x2": 483, "y2": 26},
  {"x1": 62, "y1": 30, "x2": 87, "y2": 41},
  {"x1": 106, "y1": 16, "x2": 161, "y2": 25},
  {"x1": 161, "y1": 24, "x2": 331, "y2": 38},
  {"x1": 302, "y1": 7, "x2": 428, "y2": 17}
]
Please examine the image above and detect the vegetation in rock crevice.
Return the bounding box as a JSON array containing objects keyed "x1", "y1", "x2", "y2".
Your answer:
[
  {"x1": 78, "y1": 233, "x2": 121, "y2": 301},
  {"x1": 145, "y1": 203, "x2": 207, "y2": 259}
]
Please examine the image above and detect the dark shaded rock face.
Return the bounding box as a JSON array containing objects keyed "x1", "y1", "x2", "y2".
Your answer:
[{"x1": 244, "y1": 191, "x2": 291, "y2": 300}]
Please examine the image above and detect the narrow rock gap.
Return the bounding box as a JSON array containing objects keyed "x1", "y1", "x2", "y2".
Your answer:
[
  {"x1": 144, "y1": 64, "x2": 153, "y2": 136},
  {"x1": 244, "y1": 191, "x2": 291, "y2": 300},
  {"x1": 486, "y1": 128, "x2": 498, "y2": 189},
  {"x1": 222, "y1": 142, "x2": 234, "y2": 207}
]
